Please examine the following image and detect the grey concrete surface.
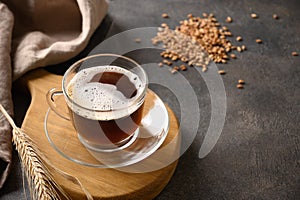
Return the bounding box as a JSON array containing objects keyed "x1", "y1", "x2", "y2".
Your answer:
[{"x1": 1, "y1": 0, "x2": 299, "y2": 199}]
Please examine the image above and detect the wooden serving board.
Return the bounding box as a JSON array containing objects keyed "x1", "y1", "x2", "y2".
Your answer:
[{"x1": 20, "y1": 69, "x2": 180, "y2": 199}]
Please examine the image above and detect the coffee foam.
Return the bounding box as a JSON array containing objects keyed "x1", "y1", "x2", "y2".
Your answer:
[{"x1": 67, "y1": 66, "x2": 144, "y2": 120}]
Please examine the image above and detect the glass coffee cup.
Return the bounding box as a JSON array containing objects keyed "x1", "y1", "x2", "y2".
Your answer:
[{"x1": 46, "y1": 54, "x2": 148, "y2": 152}]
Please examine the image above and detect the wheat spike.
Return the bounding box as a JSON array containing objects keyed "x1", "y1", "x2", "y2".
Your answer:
[{"x1": 0, "y1": 105, "x2": 70, "y2": 200}]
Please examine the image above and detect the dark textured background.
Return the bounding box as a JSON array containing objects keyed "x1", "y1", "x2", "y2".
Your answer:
[{"x1": 1, "y1": 0, "x2": 300, "y2": 199}]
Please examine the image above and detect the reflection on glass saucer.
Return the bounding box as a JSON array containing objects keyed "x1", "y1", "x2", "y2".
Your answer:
[{"x1": 44, "y1": 90, "x2": 169, "y2": 168}]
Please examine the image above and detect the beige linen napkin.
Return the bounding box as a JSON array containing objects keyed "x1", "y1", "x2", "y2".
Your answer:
[{"x1": 0, "y1": 0, "x2": 108, "y2": 188}]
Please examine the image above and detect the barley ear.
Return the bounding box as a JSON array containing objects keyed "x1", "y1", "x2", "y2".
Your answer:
[{"x1": 0, "y1": 104, "x2": 70, "y2": 200}]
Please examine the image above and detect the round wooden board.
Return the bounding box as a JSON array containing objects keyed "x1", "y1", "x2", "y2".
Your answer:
[{"x1": 20, "y1": 69, "x2": 181, "y2": 199}]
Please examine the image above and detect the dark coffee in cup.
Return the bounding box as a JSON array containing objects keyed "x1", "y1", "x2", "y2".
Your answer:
[{"x1": 67, "y1": 66, "x2": 145, "y2": 150}]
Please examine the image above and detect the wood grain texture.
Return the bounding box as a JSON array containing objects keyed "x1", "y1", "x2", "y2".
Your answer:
[{"x1": 20, "y1": 69, "x2": 180, "y2": 199}]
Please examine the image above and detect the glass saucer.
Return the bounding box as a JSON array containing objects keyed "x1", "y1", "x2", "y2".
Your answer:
[{"x1": 44, "y1": 91, "x2": 169, "y2": 168}]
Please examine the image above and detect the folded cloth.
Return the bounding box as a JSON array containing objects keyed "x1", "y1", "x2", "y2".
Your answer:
[
  {"x1": 0, "y1": 0, "x2": 108, "y2": 188},
  {"x1": 0, "y1": 3, "x2": 14, "y2": 188}
]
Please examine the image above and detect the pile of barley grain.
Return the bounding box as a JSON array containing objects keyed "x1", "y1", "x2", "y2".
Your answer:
[{"x1": 152, "y1": 13, "x2": 246, "y2": 72}]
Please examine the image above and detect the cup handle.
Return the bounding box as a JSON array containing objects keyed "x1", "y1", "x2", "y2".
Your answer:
[{"x1": 46, "y1": 88, "x2": 70, "y2": 120}]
